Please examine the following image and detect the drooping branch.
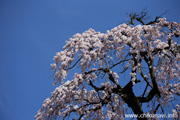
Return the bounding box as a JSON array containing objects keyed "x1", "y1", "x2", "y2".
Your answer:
[
  {"x1": 63, "y1": 100, "x2": 101, "y2": 120},
  {"x1": 68, "y1": 56, "x2": 82, "y2": 70}
]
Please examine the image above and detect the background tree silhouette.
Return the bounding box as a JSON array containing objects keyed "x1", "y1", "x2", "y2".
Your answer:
[{"x1": 35, "y1": 11, "x2": 180, "y2": 120}]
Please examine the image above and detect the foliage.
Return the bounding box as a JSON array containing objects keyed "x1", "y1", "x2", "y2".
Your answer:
[{"x1": 35, "y1": 16, "x2": 180, "y2": 120}]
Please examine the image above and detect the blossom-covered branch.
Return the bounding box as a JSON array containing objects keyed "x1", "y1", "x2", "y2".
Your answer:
[{"x1": 36, "y1": 16, "x2": 180, "y2": 120}]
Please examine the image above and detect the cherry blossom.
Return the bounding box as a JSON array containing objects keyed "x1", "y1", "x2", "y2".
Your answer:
[{"x1": 35, "y1": 17, "x2": 180, "y2": 120}]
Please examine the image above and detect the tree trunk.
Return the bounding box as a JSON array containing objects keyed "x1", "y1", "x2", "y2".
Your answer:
[{"x1": 122, "y1": 82, "x2": 147, "y2": 120}]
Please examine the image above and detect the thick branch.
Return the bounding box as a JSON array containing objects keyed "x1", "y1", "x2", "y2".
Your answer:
[
  {"x1": 148, "y1": 58, "x2": 161, "y2": 98},
  {"x1": 138, "y1": 88, "x2": 157, "y2": 103}
]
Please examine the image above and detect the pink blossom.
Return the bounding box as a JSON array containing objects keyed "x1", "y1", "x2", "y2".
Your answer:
[{"x1": 36, "y1": 17, "x2": 180, "y2": 120}]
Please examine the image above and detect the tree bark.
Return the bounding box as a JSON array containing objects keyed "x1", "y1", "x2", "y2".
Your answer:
[{"x1": 121, "y1": 81, "x2": 147, "y2": 120}]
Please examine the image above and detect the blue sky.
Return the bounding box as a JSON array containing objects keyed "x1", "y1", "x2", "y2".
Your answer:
[{"x1": 0, "y1": 0, "x2": 179, "y2": 120}]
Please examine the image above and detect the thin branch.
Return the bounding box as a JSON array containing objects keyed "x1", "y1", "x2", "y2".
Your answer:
[
  {"x1": 147, "y1": 10, "x2": 169, "y2": 25},
  {"x1": 138, "y1": 68, "x2": 152, "y2": 87},
  {"x1": 68, "y1": 56, "x2": 82, "y2": 70},
  {"x1": 63, "y1": 100, "x2": 101, "y2": 120},
  {"x1": 77, "y1": 105, "x2": 102, "y2": 120},
  {"x1": 89, "y1": 80, "x2": 105, "y2": 92},
  {"x1": 110, "y1": 58, "x2": 133, "y2": 69},
  {"x1": 154, "y1": 104, "x2": 160, "y2": 114},
  {"x1": 142, "y1": 83, "x2": 149, "y2": 97}
]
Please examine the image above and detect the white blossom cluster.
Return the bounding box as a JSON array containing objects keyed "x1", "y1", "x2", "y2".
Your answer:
[{"x1": 36, "y1": 18, "x2": 180, "y2": 120}]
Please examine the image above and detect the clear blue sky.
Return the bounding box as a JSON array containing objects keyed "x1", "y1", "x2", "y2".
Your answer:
[{"x1": 0, "y1": 0, "x2": 179, "y2": 120}]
